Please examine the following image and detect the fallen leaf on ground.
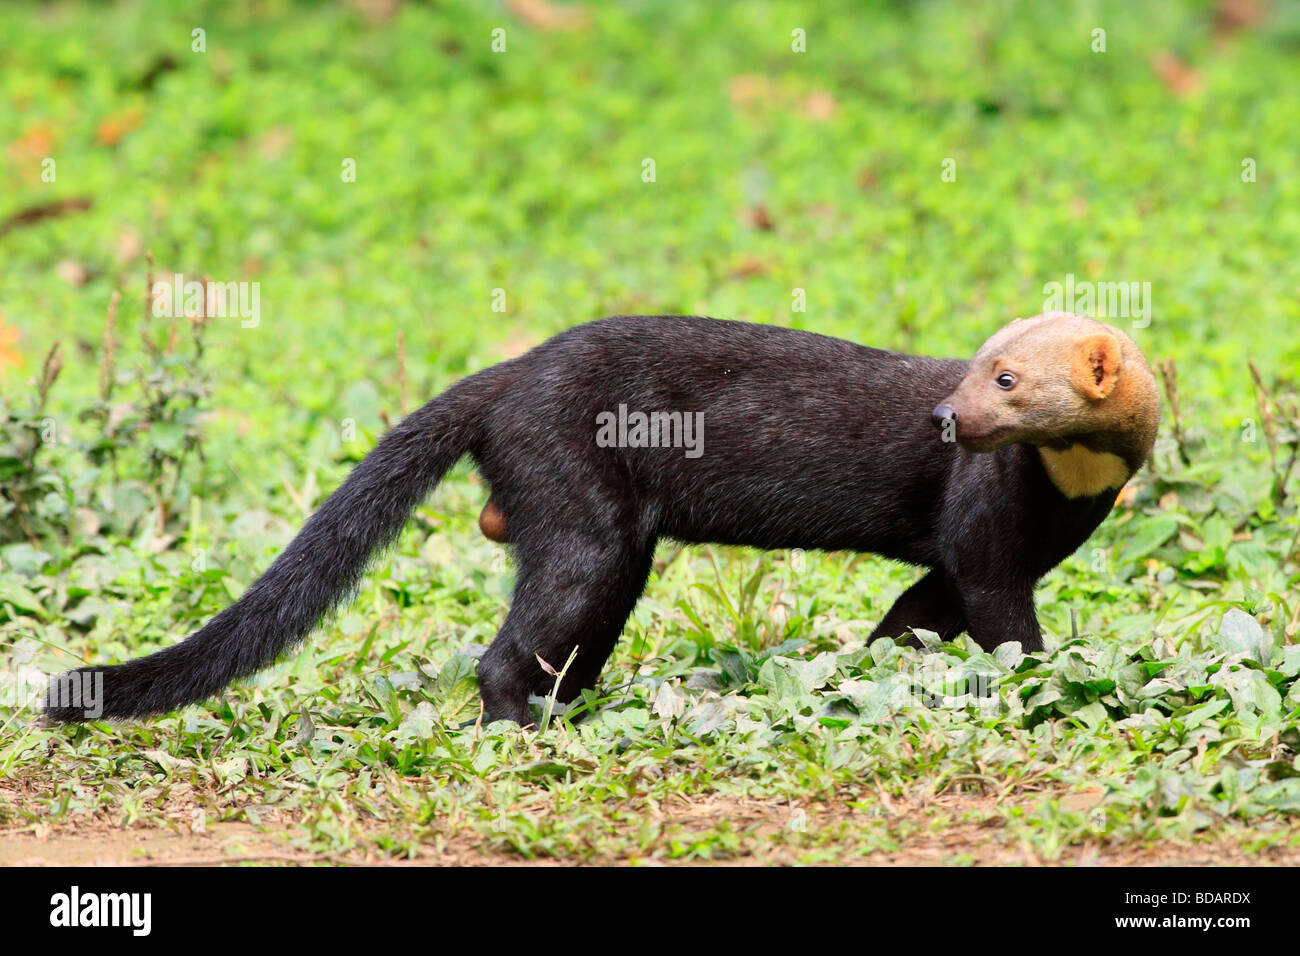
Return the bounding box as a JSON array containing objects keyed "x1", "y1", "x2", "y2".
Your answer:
[
  {"x1": 508, "y1": 0, "x2": 588, "y2": 30},
  {"x1": 1152, "y1": 51, "x2": 1201, "y2": 98}
]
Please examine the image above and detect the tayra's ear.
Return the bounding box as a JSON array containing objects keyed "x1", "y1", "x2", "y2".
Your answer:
[{"x1": 1072, "y1": 332, "x2": 1124, "y2": 400}]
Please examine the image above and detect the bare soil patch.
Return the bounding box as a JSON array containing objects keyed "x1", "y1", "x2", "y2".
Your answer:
[{"x1": 4, "y1": 789, "x2": 1295, "y2": 866}]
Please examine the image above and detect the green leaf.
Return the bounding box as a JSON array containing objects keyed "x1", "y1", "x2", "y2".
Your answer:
[
  {"x1": 433, "y1": 653, "x2": 481, "y2": 725},
  {"x1": 0, "y1": 579, "x2": 46, "y2": 619},
  {"x1": 1117, "y1": 515, "x2": 1179, "y2": 564},
  {"x1": 1212, "y1": 608, "x2": 1271, "y2": 665}
]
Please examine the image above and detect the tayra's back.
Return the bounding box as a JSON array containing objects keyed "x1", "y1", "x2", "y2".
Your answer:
[{"x1": 477, "y1": 316, "x2": 968, "y2": 558}]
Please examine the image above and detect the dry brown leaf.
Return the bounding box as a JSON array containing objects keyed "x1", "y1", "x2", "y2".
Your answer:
[
  {"x1": 1214, "y1": 0, "x2": 1266, "y2": 37},
  {"x1": 55, "y1": 259, "x2": 91, "y2": 286},
  {"x1": 0, "y1": 309, "x2": 20, "y2": 371},
  {"x1": 0, "y1": 197, "x2": 93, "y2": 237},
  {"x1": 728, "y1": 255, "x2": 768, "y2": 279},
  {"x1": 95, "y1": 108, "x2": 143, "y2": 147},
  {"x1": 728, "y1": 74, "x2": 772, "y2": 109},
  {"x1": 496, "y1": 331, "x2": 541, "y2": 360},
  {"x1": 1059, "y1": 787, "x2": 1105, "y2": 813},
  {"x1": 804, "y1": 90, "x2": 837, "y2": 121},
  {"x1": 745, "y1": 205, "x2": 774, "y2": 231},
  {"x1": 258, "y1": 125, "x2": 294, "y2": 161},
  {"x1": 346, "y1": 0, "x2": 402, "y2": 20},
  {"x1": 115, "y1": 227, "x2": 142, "y2": 263},
  {"x1": 1152, "y1": 51, "x2": 1202, "y2": 98},
  {"x1": 507, "y1": 0, "x2": 588, "y2": 31},
  {"x1": 8, "y1": 122, "x2": 55, "y2": 162}
]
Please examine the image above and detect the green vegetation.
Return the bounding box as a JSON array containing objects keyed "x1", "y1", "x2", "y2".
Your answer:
[{"x1": 1, "y1": 0, "x2": 1298, "y2": 864}]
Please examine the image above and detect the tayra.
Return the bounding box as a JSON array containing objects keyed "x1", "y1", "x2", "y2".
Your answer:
[{"x1": 46, "y1": 311, "x2": 1160, "y2": 727}]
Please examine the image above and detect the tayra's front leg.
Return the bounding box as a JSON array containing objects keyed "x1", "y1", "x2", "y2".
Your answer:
[
  {"x1": 953, "y1": 576, "x2": 1042, "y2": 653},
  {"x1": 937, "y1": 455, "x2": 1047, "y2": 654}
]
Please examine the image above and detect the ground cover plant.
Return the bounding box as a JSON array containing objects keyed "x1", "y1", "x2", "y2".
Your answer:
[{"x1": 1, "y1": 0, "x2": 1299, "y2": 865}]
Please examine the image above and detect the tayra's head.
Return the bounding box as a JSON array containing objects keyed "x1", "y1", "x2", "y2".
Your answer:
[{"x1": 931, "y1": 312, "x2": 1160, "y2": 494}]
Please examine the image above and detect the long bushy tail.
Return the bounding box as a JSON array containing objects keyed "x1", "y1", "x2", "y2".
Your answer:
[{"x1": 45, "y1": 378, "x2": 485, "y2": 723}]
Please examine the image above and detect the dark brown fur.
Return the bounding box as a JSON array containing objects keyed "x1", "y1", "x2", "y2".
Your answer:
[{"x1": 46, "y1": 312, "x2": 1159, "y2": 727}]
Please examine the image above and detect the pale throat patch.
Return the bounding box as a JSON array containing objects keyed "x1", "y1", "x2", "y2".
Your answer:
[{"x1": 1038, "y1": 445, "x2": 1131, "y2": 498}]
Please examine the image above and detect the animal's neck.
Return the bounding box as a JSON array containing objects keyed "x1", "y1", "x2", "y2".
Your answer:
[
  {"x1": 1038, "y1": 444, "x2": 1131, "y2": 498},
  {"x1": 1109, "y1": 340, "x2": 1162, "y2": 467},
  {"x1": 1039, "y1": 338, "x2": 1160, "y2": 498}
]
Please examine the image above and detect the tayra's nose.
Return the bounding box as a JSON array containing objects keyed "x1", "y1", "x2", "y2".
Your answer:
[{"x1": 931, "y1": 404, "x2": 957, "y2": 430}]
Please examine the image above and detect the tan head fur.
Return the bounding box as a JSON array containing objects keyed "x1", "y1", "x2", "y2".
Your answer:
[{"x1": 935, "y1": 312, "x2": 1160, "y2": 497}]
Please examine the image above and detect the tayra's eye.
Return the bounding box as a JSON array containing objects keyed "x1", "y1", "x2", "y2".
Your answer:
[{"x1": 995, "y1": 372, "x2": 1017, "y2": 390}]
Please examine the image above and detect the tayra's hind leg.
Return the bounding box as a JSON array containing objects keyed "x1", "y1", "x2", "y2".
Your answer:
[
  {"x1": 870, "y1": 568, "x2": 966, "y2": 644},
  {"x1": 477, "y1": 533, "x2": 654, "y2": 726}
]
